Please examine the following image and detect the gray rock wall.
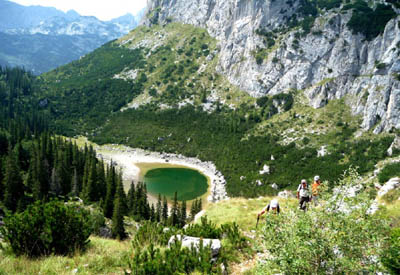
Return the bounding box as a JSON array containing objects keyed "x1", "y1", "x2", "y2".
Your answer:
[{"x1": 144, "y1": 0, "x2": 400, "y2": 132}]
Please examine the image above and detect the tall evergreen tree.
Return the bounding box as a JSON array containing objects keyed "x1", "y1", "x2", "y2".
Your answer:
[
  {"x1": 115, "y1": 172, "x2": 128, "y2": 216},
  {"x1": 150, "y1": 204, "x2": 156, "y2": 222},
  {"x1": 127, "y1": 181, "x2": 136, "y2": 214},
  {"x1": 103, "y1": 164, "x2": 117, "y2": 218},
  {"x1": 198, "y1": 198, "x2": 202, "y2": 213},
  {"x1": 162, "y1": 196, "x2": 168, "y2": 224},
  {"x1": 180, "y1": 200, "x2": 187, "y2": 228},
  {"x1": 82, "y1": 158, "x2": 97, "y2": 203},
  {"x1": 81, "y1": 157, "x2": 90, "y2": 197},
  {"x1": 3, "y1": 147, "x2": 24, "y2": 211},
  {"x1": 0, "y1": 156, "x2": 4, "y2": 199},
  {"x1": 171, "y1": 191, "x2": 179, "y2": 226},
  {"x1": 50, "y1": 167, "x2": 61, "y2": 196},
  {"x1": 71, "y1": 168, "x2": 79, "y2": 197},
  {"x1": 111, "y1": 196, "x2": 127, "y2": 240},
  {"x1": 32, "y1": 150, "x2": 50, "y2": 201},
  {"x1": 141, "y1": 183, "x2": 150, "y2": 220},
  {"x1": 190, "y1": 199, "x2": 197, "y2": 221},
  {"x1": 97, "y1": 160, "x2": 106, "y2": 200},
  {"x1": 156, "y1": 193, "x2": 162, "y2": 222}
]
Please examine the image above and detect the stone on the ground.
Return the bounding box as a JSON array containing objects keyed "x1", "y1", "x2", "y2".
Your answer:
[
  {"x1": 259, "y1": 165, "x2": 270, "y2": 175},
  {"x1": 98, "y1": 226, "x2": 112, "y2": 238},
  {"x1": 378, "y1": 177, "x2": 400, "y2": 197},
  {"x1": 168, "y1": 235, "x2": 221, "y2": 257},
  {"x1": 278, "y1": 190, "x2": 295, "y2": 198},
  {"x1": 387, "y1": 136, "x2": 400, "y2": 156}
]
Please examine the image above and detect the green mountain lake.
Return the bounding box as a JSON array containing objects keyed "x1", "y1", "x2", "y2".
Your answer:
[{"x1": 143, "y1": 167, "x2": 208, "y2": 201}]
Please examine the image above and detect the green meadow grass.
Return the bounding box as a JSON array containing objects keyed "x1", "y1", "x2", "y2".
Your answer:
[{"x1": 0, "y1": 237, "x2": 131, "y2": 275}]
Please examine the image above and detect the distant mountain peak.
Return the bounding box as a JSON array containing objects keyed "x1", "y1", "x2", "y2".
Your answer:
[{"x1": 0, "y1": 0, "x2": 144, "y2": 74}]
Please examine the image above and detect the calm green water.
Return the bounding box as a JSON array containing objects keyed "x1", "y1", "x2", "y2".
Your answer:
[{"x1": 144, "y1": 168, "x2": 208, "y2": 201}]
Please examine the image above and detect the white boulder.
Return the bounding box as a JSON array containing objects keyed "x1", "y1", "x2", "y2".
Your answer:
[
  {"x1": 378, "y1": 177, "x2": 400, "y2": 197},
  {"x1": 278, "y1": 190, "x2": 295, "y2": 199},
  {"x1": 168, "y1": 235, "x2": 221, "y2": 257},
  {"x1": 259, "y1": 165, "x2": 270, "y2": 175}
]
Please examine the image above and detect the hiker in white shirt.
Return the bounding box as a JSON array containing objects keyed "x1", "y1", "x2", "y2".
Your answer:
[{"x1": 297, "y1": 179, "x2": 310, "y2": 211}]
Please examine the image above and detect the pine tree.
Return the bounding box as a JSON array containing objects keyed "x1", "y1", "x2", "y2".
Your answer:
[
  {"x1": 0, "y1": 157, "x2": 4, "y2": 200},
  {"x1": 127, "y1": 181, "x2": 136, "y2": 214},
  {"x1": 150, "y1": 204, "x2": 156, "y2": 222},
  {"x1": 50, "y1": 167, "x2": 61, "y2": 196},
  {"x1": 134, "y1": 182, "x2": 143, "y2": 217},
  {"x1": 162, "y1": 196, "x2": 168, "y2": 224},
  {"x1": 141, "y1": 183, "x2": 150, "y2": 220},
  {"x1": 111, "y1": 168, "x2": 127, "y2": 240},
  {"x1": 156, "y1": 193, "x2": 162, "y2": 222},
  {"x1": 3, "y1": 147, "x2": 24, "y2": 211},
  {"x1": 103, "y1": 164, "x2": 116, "y2": 218},
  {"x1": 198, "y1": 198, "x2": 202, "y2": 213},
  {"x1": 59, "y1": 152, "x2": 71, "y2": 195},
  {"x1": 111, "y1": 196, "x2": 127, "y2": 240},
  {"x1": 190, "y1": 200, "x2": 196, "y2": 221},
  {"x1": 115, "y1": 172, "x2": 128, "y2": 216},
  {"x1": 32, "y1": 147, "x2": 50, "y2": 201},
  {"x1": 80, "y1": 156, "x2": 90, "y2": 197},
  {"x1": 97, "y1": 160, "x2": 106, "y2": 200},
  {"x1": 82, "y1": 158, "x2": 97, "y2": 203},
  {"x1": 71, "y1": 168, "x2": 79, "y2": 197},
  {"x1": 180, "y1": 200, "x2": 187, "y2": 227},
  {"x1": 171, "y1": 191, "x2": 179, "y2": 226}
]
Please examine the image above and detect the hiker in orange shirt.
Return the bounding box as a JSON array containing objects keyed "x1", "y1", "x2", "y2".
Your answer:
[{"x1": 311, "y1": 175, "x2": 321, "y2": 206}]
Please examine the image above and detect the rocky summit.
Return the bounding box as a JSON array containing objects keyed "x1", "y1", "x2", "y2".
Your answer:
[{"x1": 144, "y1": 0, "x2": 400, "y2": 133}]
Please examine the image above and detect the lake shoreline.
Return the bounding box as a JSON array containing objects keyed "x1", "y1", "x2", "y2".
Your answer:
[{"x1": 95, "y1": 144, "x2": 229, "y2": 203}]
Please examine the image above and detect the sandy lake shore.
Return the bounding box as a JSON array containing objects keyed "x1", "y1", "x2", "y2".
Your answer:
[{"x1": 95, "y1": 144, "x2": 229, "y2": 203}]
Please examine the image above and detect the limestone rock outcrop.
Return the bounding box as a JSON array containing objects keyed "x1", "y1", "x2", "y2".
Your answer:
[
  {"x1": 168, "y1": 234, "x2": 221, "y2": 257},
  {"x1": 143, "y1": 0, "x2": 400, "y2": 133}
]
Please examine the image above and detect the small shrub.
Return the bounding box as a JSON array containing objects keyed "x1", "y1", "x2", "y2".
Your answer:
[
  {"x1": 382, "y1": 188, "x2": 400, "y2": 203},
  {"x1": 184, "y1": 216, "x2": 222, "y2": 239},
  {"x1": 256, "y1": 96, "x2": 270, "y2": 108},
  {"x1": 347, "y1": 2, "x2": 396, "y2": 40},
  {"x1": 375, "y1": 61, "x2": 387, "y2": 70},
  {"x1": 256, "y1": 55, "x2": 263, "y2": 65},
  {"x1": 88, "y1": 206, "x2": 106, "y2": 235},
  {"x1": 257, "y1": 169, "x2": 390, "y2": 274},
  {"x1": 382, "y1": 227, "x2": 400, "y2": 274},
  {"x1": 0, "y1": 200, "x2": 92, "y2": 257},
  {"x1": 128, "y1": 241, "x2": 218, "y2": 274},
  {"x1": 378, "y1": 162, "x2": 400, "y2": 183},
  {"x1": 302, "y1": 137, "x2": 310, "y2": 145},
  {"x1": 132, "y1": 221, "x2": 177, "y2": 248}
]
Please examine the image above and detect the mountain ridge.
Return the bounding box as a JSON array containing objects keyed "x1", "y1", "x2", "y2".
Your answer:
[
  {"x1": 0, "y1": 0, "x2": 143, "y2": 74},
  {"x1": 143, "y1": 0, "x2": 400, "y2": 133}
]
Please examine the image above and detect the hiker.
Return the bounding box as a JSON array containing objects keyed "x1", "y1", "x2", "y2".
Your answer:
[
  {"x1": 311, "y1": 175, "x2": 321, "y2": 206},
  {"x1": 297, "y1": 179, "x2": 310, "y2": 211},
  {"x1": 258, "y1": 199, "x2": 280, "y2": 218}
]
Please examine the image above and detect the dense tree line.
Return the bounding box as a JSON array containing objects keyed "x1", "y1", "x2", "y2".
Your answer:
[
  {"x1": 0, "y1": 67, "x2": 170, "y2": 243},
  {"x1": 0, "y1": 71, "x2": 195, "y2": 239},
  {"x1": 90, "y1": 105, "x2": 397, "y2": 198}
]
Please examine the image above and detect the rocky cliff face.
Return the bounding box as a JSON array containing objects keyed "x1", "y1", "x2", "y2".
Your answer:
[{"x1": 143, "y1": 0, "x2": 400, "y2": 133}]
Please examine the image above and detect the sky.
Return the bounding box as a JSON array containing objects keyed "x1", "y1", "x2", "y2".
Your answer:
[{"x1": 9, "y1": 0, "x2": 148, "y2": 21}]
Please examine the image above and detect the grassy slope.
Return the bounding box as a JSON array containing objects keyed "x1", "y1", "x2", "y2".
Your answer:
[
  {"x1": 0, "y1": 237, "x2": 131, "y2": 275},
  {"x1": 117, "y1": 23, "x2": 255, "y2": 108},
  {"x1": 1, "y1": 193, "x2": 399, "y2": 274}
]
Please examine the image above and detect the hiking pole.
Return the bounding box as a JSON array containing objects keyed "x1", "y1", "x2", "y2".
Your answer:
[{"x1": 256, "y1": 215, "x2": 260, "y2": 229}]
